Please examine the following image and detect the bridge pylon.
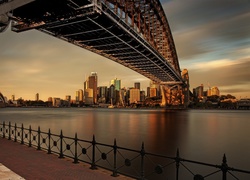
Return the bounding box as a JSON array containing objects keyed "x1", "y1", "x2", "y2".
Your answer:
[{"x1": 160, "y1": 69, "x2": 190, "y2": 109}]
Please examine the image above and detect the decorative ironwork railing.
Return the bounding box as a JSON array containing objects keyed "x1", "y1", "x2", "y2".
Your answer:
[{"x1": 0, "y1": 121, "x2": 250, "y2": 180}]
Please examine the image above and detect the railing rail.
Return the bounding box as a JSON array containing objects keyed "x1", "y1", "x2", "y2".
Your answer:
[{"x1": 1, "y1": 121, "x2": 250, "y2": 180}]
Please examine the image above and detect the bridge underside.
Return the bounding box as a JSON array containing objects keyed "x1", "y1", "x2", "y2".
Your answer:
[{"x1": 9, "y1": 0, "x2": 183, "y2": 84}]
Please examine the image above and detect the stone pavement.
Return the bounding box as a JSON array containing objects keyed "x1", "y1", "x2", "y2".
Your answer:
[{"x1": 0, "y1": 138, "x2": 133, "y2": 180}]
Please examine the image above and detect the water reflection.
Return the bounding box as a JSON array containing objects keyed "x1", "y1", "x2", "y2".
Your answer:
[{"x1": 0, "y1": 108, "x2": 250, "y2": 173}]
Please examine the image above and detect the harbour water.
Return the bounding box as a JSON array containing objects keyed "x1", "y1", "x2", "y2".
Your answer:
[{"x1": 0, "y1": 108, "x2": 250, "y2": 179}]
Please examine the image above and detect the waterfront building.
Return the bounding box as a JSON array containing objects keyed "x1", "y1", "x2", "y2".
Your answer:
[
  {"x1": 129, "y1": 88, "x2": 140, "y2": 104},
  {"x1": 193, "y1": 84, "x2": 204, "y2": 98},
  {"x1": 84, "y1": 88, "x2": 93, "y2": 105},
  {"x1": 98, "y1": 86, "x2": 108, "y2": 103},
  {"x1": 48, "y1": 97, "x2": 52, "y2": 102},
  {"x1": 149, "y1": 88, "x2": 157, "y2": 97},
  {"x1": 134, "y1": 82, "x2": 140, "y2": 90},
  {"x1": 65, "y1": 95, "x2": 71, "y2": 102},
  {"x1": 78, "y1": 89, "x2": 84, "y2": 102},
  {"x1": 210, "y1": 86, "x2": 220, "y2": 96},
  {"x1": 140, "y1": 90, "x2": 146, "y2": 102},
  {"x1": 150, "y1": 81, "x2": 160, "y2": 97},
  {"x1": 111, "y1": 78, "x2": 121, "y2": 91},
  {"x1": 35, "y1": 93, "x2": 39, "y2": 101},
  {"x1": 108, "y1": 84, "x2": 115, "y2": 105},
  {"x1": 52, "y1": 98, "x2": 61, "y2": 107},
  {"x1": 84, "y1": 72, "x2": 98, "y2": 104},
  {"x1": 75, "y1": 90, "x2": 79, "y2": 103}
]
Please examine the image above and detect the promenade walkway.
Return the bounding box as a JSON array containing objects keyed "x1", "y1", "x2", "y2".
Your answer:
[{"x1": 0, "y1": 138, "x2": 133, "y2": 180}]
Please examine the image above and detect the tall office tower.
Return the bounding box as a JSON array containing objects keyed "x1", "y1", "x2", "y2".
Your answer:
[
  {"x1": 211, "y1": 86, "x2": 220, "y2": 96},
  {"x1": 35, "y1": 93, "x2": 39, "y2": 101},
  {"x1": 75, "y1": 90, "x2": 79, "y2": 102},
  {"x1": 111, "y1": 78, "x2": 121, "y2": 91},
  {"x1": 84, "y1": 72, "x2": 98, "y2": 104},
  {"x1": 78, "y1": 89, "x2": 84, "y2": 102},
  {"x1": 193, "y1": 84, "x2": 204, "y2": 98},
  {"x1": 140, "y1": 90, "x2": 146, "y2": 101},
  {"x1": 134, "y1": 82, "x2": 140, "y2": 90},
  {"x1": 98, "y1": 86, "x2": 108, "y2": 103},
  {"x1": 108, "y1": 84, "x2": 115, "y2": 104},
  {"x1": 129, "y1": 88, "x2": 140, "y2": 104}
]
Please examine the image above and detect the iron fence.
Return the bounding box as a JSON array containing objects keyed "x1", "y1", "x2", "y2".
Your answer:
[{"x1": 1, "y1": 121, "x2": 250, "y2": 180}]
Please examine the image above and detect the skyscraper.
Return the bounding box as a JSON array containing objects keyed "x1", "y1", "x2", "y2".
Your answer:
[
  {"x1": 129, "y1": 88, "x2": 140, "y2": 104},
  {"x1": 35, "y1": 93, "x2": 39, "y2": 101},
  {"x1": 78, "y1": 89, "x2": 83, "y2": 102},
  {"x1": 84, "y1": 72, "x2": 98, "y2": 104},
  {"x1": 111, "y1": 78, "x2": 121, "y2": 91},
  {"x1": 134, "y1": 82, "x2": 140, "y2": 90}
]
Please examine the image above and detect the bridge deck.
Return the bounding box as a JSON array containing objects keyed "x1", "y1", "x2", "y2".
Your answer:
[
  {"x1": 10, "y1": 0, "x2": 183, "y2": 84},
  {"x1": 0, "y1": 138, "x2": 132, "y2": 180}
]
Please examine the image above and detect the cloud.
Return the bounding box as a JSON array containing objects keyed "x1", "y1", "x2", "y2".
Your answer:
[
  {"x1": 163, "y1": 0, "x2": 250, "y2": 60},
  {"x1": 188, "y1": 57, "x2": 250, "y2": 96}
]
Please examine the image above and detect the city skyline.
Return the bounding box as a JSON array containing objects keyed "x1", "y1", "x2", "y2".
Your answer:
[{"x1": 0, "y1": 0, "x2": 249, "y2": 101}]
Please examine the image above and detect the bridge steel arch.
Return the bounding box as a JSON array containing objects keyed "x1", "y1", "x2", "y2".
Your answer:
[{"x1": 6, "y1": 0, "x2": 183, "y2": 85}]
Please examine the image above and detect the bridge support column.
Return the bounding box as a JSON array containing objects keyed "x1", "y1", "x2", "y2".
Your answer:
[{"x1": 160, "y1": 84, "x2": 187, "y2": 109}]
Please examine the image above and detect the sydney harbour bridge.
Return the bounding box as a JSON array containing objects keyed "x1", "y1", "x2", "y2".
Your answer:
[{"x1": 0, "y1": 0, "x2": 190, "y2": 107}]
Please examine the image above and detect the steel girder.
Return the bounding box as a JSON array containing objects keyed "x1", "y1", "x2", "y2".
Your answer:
[{"x1": 9, "y1": 0, "x2": 183, "y2": 84}]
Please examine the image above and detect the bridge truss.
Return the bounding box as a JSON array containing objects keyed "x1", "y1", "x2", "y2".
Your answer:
[{"x1": 7, "y1": 0, "x2": 183, "y2": 84}]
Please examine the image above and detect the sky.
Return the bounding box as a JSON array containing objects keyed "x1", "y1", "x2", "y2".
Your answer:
[{"x1": 0, "y1": 0, "x2": 249, "y2": 101}]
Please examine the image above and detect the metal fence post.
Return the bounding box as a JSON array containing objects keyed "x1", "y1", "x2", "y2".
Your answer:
[
  {"x1": 8, "y1": 122, "x2": 11, "y2": 140},
  {"x1": 140, "y1": 142, "x2": 145, "y2": 180},
  {"x1": 112, "y1": 139, "x2": 118, "y2": 177},
  {"x1": 48, "y1": 128, "x2": 51, "y2": 154},
  {"x1": 59, "y1": 130, "x2": 64, "y2": 158},
  {"x1": 90, "y1": 135, "x2": 97, "y2": 170},
  {"x1": 176, "y1": 149, "x2": 180, "y2": 180},
  {"x1": 14, "y1": 123, "x2": 17, "y2": 142},
  {"x1": 37, "y1": 126, "x2": 41, "y2": 150},
  {"x1": 74, "y1": 133, "x2": 79, "y2": 164},
  {"x1": 29, "y1": 125, "x2": 32, "y2": 147},
  {"x1": 21, "y1": 123, "x2": 24, "y2": 144},
  {"x1": 221, "y1": 154, "x2": 228, "y2": 180}
]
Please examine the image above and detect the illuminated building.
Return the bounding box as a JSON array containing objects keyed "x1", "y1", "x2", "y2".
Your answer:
[
  {"x1": 193, "y1": 84, "x2": 204, "y2": 98},
  {"x1": 149, "y1": 88, "x2": 157, "y2": 97},
  {"x1": 111, "y1": 78, "x2": 121, "y2": 91},
  {"x1": 78, "y1": 89, "x2": 83, "y2": 102},
  {"x1": 129, "y1": 88, "x2": 140, "y2": 104},
  {"x1": 84, "y1": 72, "x2": 98, "y2": 104},
  {"x1": 211, "y1": 86, "x2": 220, "y2": 96}
]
